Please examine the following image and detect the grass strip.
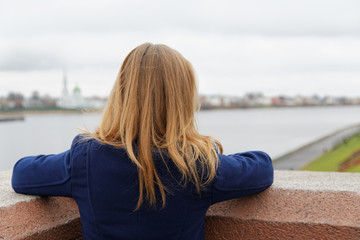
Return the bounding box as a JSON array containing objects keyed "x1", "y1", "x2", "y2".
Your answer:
[{"x1": 301, "y1": 133, "x2": 360, "y2": 172}]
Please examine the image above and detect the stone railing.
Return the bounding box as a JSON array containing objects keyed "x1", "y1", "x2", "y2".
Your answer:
[{"x1": 1, "y1": 170, "x2": 359, "y2": 240}]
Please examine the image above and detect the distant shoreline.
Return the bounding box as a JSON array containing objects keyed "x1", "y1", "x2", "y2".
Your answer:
[
  {"x1": 0, "y1": 104, "x2": 359, "y2": 116},
  {"x1": 200, "y1": 104, "x2": 360, "y2": 111}
]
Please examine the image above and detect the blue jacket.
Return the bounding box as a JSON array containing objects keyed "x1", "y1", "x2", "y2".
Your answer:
[{"x1": 12, "y1": 135, "x2": 273, "y2": 240}]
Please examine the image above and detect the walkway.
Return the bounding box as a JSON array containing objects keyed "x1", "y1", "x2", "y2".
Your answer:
[{"x1": 273, "y1": 124, "x2": 360, "y2": 170}]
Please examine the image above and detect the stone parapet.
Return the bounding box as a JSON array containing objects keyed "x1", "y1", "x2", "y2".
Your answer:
[
  {"x1": 0, "y1": 171, "x2": 81, "y2": 240},
  {"x1": 206, "y1": 170, "x2": 360, "y2": 240},
  {"x1": 1, "y1": 170, "x2": 359, "y2": 239}
]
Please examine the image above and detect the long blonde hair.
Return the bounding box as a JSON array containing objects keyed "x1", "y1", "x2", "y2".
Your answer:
[{"x1": 89, "y1": 43, "x2": 222, "y2": 210}]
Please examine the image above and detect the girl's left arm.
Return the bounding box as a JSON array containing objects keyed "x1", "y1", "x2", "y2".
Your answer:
[{"x1": 11, "y1": 136, "x2": 82, "y2": 198}]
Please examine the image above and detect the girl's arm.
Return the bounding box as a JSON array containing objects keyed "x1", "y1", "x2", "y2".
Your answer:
[{"x1": 212, "y1": 151, "x2": 274, "y2": 204}]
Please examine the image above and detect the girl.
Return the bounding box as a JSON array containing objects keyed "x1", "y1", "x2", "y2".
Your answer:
[{"x1": 12, "y1": 43, "x2": 273, "y2": 240}]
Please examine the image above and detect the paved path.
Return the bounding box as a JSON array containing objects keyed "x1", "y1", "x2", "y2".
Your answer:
[{"x1": 273, "y1": 124, "x2": 360, "y2": 170}]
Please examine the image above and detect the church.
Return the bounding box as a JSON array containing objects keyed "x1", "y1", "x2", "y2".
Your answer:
[{"x1": 57, "y1": 72, "x2": 85, "y2": 109}]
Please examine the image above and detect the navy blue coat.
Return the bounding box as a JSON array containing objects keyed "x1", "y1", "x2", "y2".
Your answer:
[{"x1": 12, "y1": 135, "x2": 273, "y2": 240}]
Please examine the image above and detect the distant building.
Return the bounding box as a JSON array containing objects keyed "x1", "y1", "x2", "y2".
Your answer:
[
  {"x1": 24, "y1": 91, "x2": 42, "y2": 108},
  {"x1": 3, "y1": 92, "x2": 24, "y2": 109},
  {"x1": 57, "y1": 71, "x2": 106, "y2": 110},
  {"x1": 57, "y1": 72, "x2": 85, "y2": 109}
]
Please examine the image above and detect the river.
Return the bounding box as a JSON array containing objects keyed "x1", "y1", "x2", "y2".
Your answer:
[{"x1": 1, "y1": 105, "x2": 359, "y2": 171}]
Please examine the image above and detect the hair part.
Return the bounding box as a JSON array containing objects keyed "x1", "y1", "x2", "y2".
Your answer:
[{"x1": 87, "y1": 43, "x2": 223, "y2": 210}]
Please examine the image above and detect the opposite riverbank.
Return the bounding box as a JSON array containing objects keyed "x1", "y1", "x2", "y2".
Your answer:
[{"x1": 1, "y1": 104, "x2": 358, "y2": 115}]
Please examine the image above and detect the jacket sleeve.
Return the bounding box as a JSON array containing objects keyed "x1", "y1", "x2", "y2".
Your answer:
[
  {"x1": 211, "y1": 151, "x2": 273, "y2": 204},
  {"x1": 11, "y1": 136, "x2": 82, "y2": 198}
]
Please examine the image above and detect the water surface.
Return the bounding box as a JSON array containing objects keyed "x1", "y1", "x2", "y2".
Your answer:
[{"x1": 1, "y1": 106, "x2": 359, "y2": 171}]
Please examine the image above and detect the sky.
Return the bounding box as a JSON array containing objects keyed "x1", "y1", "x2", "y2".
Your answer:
[{"x1": 0, "y1": 0, "x2": 360, "y2": 98}]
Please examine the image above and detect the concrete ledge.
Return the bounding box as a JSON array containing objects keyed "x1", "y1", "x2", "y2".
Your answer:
[
  {"x1": 206, "y1": 170, "x2": 360, "y2": 240},
  {"x1": 0, "y1": 171, "x2": 81, "y2": 240},
  {"x1": 1, "y1": 170, "x2": 360, "y2": 239}
]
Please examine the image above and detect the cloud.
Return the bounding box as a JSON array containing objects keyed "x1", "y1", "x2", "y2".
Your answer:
[
  {"x1": 1, "y1": 33, "x2": 360, "y2": 77},
  {"x1": 1, "y1": 0, "x2": 360, "y2": 96},
  {"x1": 1, "y1": 0, "x2": 360, "y2": 37},
  {"x1": 0, "y1": 49, "x2": 65, "y2": 71}
]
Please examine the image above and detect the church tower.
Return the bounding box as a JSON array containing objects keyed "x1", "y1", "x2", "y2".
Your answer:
[
  {"x1": 57, "y1": 70, "x2": 85, "y2": 109},
  {"x1": 58, "y1": 69, "x2": 70, "y2": 108},
  {"x1": 62, "y1": 70, "x2": 69, "y2": 98}
]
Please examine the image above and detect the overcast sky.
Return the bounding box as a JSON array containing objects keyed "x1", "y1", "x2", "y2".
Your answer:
[{"x1": 1, "y1": 0, "x2": 360, "y2": 98}]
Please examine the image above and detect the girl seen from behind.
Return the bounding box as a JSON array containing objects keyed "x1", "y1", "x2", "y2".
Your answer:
[{"x1": 12, "y1": 43, "x2": 273, "y2": 240}]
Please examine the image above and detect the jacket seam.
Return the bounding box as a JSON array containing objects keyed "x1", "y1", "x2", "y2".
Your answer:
[
  {"x1": 70, "y1": 141, "x2": 75, "y2": 197},
  {"x1": 86, "y1": 140, "x2": 103, "y2": 239},
  {"x1": 12, "y1": 176, "x2": 70, "y2": 189}
]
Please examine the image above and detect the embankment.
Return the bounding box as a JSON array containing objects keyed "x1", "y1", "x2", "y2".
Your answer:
[{"x1": 273, "y1": 124, "x2": 360, "y2": 170}]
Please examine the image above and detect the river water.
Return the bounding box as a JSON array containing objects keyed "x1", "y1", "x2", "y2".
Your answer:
[{"x1": 1, "y1": 106, "x2": 360, "y2": 171}]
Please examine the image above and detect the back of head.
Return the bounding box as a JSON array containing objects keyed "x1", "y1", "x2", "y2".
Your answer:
[{"x1": 92, "y1": 43, "x2": 222, "y2": 209}]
